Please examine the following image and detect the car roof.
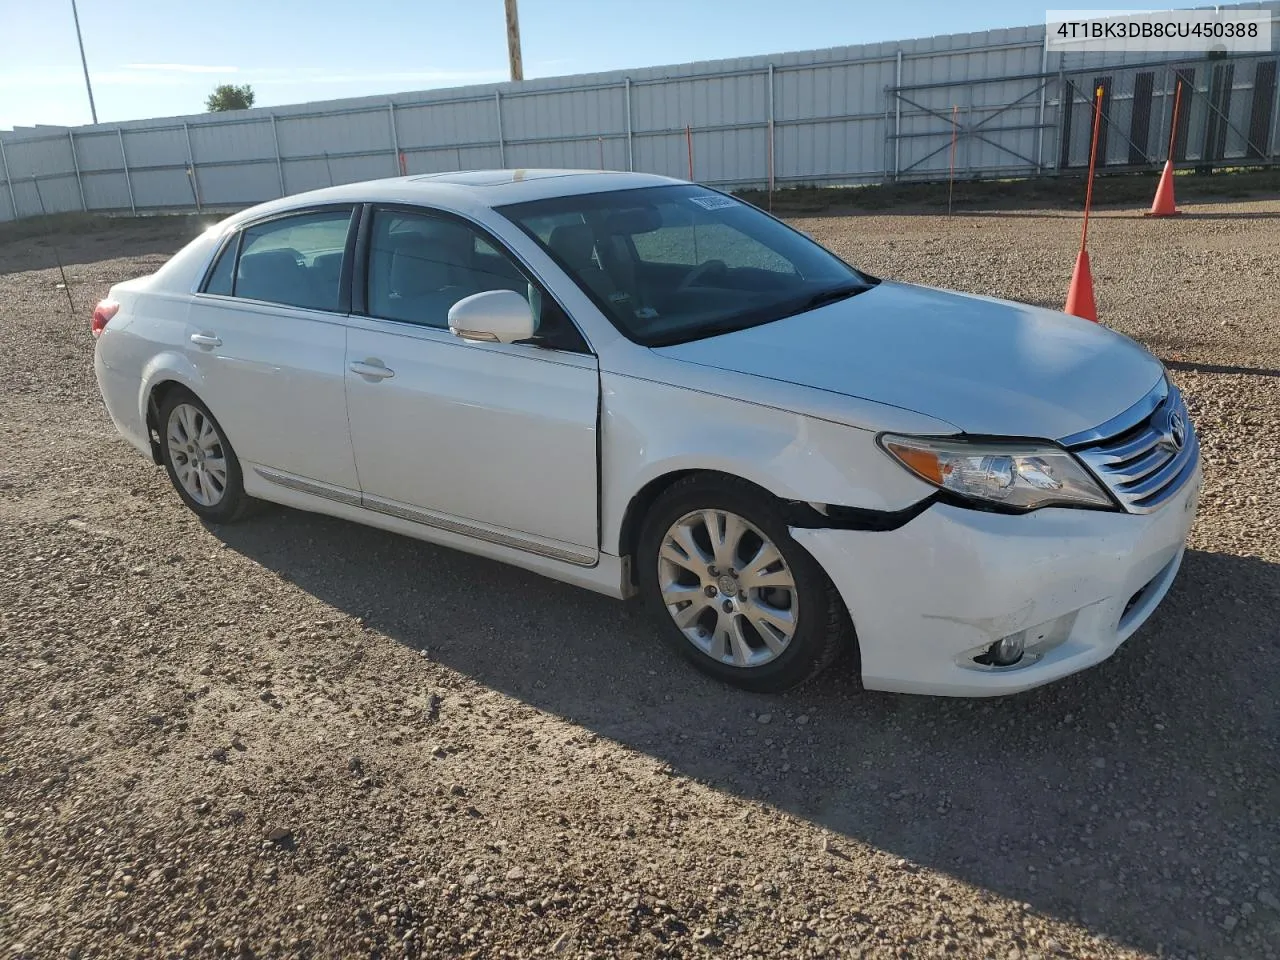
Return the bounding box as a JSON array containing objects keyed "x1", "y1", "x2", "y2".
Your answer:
[{"x1": 224, "y1": 170, "x2": 685, "y2": 226}]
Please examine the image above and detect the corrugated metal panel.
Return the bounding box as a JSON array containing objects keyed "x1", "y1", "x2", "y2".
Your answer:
[
  {"x1": 509, "y1": 87, "x2": 617, "y2": 141},
  {"x1": 12, "y1": 175, "x2": 81, "y2": 214},
  {"x1": 74, "y1": 132, "x2": 124, "y2": 172},
  {"x1": 195, "y1": 163, "x2": 279, "y2": 206},
  {"x1": 397, "y1": 100, "x2": 498, "y2": 150},
  {"x1": 131, "y1": 168, "x2": 196, "y2": 209},
  {"x1": 5, "y1": 137, "x2": 77, "y2": 179},
  {"x1": 121, "y1": 127, "x2": 190, "y2": 167},
  {"x1": 190, "y1": 120, "x2": 276, "y2": 164},
  {"x1": 281, "y1": 158, "x2": 333, "y2": 195},
  {"x1": 275, "y1": 110, "x2": 391, "y2": 159},
  {"x1": 81, "y1": 171, "x2": 132, "y2": 210}
]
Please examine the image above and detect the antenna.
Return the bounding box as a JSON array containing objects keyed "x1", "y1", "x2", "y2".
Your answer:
[
  {"x1": 323, "y1": 151, "x2": 334, "y2": 187},
  {"x1": 32, "y1": 177, "x2": 77, "y2": 317}
]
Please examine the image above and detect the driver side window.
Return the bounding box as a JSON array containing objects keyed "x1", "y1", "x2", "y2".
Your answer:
[
  {"x1": 364, "y1": 208, "x2": 588, "y2": 352},
  {"x1": 367, "y1": 210, "x2": 525, "y2": 329}
]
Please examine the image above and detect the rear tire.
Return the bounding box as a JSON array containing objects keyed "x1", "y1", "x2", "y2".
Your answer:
[
  {"x1": 157, "y1": 387, "x2": 254, "y2": 524},
  {"x1": 637, "y1": 474, "x2": 852, "y2": 692}
]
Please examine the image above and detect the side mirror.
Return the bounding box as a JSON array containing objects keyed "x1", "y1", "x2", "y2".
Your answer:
[{"x1": 447, "y1": 290, "x2": 535, "y2": 344}]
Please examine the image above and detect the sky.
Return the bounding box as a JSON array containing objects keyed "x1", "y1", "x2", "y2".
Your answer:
[{"x1": 0, "y1": 0, "x2": 1215, "y2": 130}]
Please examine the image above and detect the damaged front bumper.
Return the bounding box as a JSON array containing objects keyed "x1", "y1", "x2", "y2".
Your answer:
[{"x1": 791, "y1": 459, "x2": 1201, "y2": 697}]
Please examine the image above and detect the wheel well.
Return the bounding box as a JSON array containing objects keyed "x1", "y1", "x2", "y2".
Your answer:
[
  {"x1": 617, "y1": 469, "x2": 785, "y2": 569},
  {"x1": 144, "y1": 380, "x2": 186, "y2": 465}
]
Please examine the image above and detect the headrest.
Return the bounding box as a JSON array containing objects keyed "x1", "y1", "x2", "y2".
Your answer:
[
  {"x1": 548, "y1": 223, "x2": 596, "y2": 268},
  {"x1": 603, "y1": 206, "x2": 662, "y2": 235},
  {"x1": 237, "y1": 247, "x2": 301, "y2": 280}
]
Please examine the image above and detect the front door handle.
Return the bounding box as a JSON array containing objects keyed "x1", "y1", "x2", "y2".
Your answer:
[
  {"x1": 349, "y1": 359, "x2": 395, "y2": 381},
  {"x1": 190, "y1": 333, "x2": 222, "y2": 348}
]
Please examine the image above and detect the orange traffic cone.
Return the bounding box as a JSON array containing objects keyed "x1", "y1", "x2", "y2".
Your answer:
[
  {"x1": 1145, "y1": 159, "x2": 1181, "y2": 217},
  {"x1": 1064, "y1": 249, "x2": 1097, "y2": 322}
]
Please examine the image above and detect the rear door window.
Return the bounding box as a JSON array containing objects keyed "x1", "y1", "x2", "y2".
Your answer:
[{"x1": 228, "y1": 209, "x2": 354, "y2": 312}]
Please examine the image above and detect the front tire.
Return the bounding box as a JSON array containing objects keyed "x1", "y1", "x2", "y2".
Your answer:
[
  {"x1": 637, "y1": 474, "x2": 852, "y2": 692},
  {"x1": 157, "y1": 388, "x2": 253, "y2": 523}
]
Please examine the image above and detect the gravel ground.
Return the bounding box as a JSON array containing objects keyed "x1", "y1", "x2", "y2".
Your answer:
[{"x1": 1, "y1": 200, "x2": 1278, "y2": 960}]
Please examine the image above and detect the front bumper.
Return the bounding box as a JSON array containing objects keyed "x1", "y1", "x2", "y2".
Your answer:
[{"x1": 792, "y1": 459, "x2": 1201, "y2": 697}]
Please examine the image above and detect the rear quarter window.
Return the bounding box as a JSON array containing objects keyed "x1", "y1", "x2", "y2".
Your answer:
[{"x1": 202, "y1": 237, "x2": 237, "y2": 295}]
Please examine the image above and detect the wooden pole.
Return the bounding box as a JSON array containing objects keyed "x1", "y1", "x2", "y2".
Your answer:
[{"x1": 504, "y1": 0, "x2": 523, "y2": 82}]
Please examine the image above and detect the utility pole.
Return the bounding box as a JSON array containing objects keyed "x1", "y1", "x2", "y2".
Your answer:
[
  {"x1": 504, "y1": 0, "x2": 523, "y2": 82},
  {"x1": 70, "y1": 0, "x2": 98, "y2": 124}
]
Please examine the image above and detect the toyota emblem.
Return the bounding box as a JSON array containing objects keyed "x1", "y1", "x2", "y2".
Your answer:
[{"x1": 1162, "y1": 409, "x2": 1186, "y2": 452}]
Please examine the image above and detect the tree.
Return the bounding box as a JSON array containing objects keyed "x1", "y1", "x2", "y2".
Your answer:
[{"x1": 206, "y1": 84, "x2": 256, "y2": 112}]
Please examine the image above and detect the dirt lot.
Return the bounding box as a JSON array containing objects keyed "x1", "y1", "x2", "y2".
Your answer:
[{"x1": 1, "y1": 199, "x2": 1278, "y2": 960}]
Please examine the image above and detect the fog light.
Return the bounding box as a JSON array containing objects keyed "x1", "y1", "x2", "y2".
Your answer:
[{"x1": 984, "y1": 632, "x2": 1025, "y2": 667}]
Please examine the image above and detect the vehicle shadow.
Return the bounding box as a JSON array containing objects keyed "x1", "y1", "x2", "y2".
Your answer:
[
  {"x1": 213, "y1": 507, "x2": 1280, "y2": 959},
  {"x1": 1163, "y1": 359, "x2": 1280, "y2": 378}
]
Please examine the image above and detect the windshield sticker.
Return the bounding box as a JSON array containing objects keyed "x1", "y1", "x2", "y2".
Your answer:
[{"x1": 689, "y1": 195, "x2": 737, "y2": 210}]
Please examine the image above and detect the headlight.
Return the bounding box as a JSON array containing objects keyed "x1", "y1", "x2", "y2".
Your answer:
[{"x1": 878, "y1": 434, "x2": 1114, "y2": 511}]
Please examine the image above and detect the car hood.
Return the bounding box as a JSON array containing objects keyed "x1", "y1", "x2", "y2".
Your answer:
[{"x1": 652, "y1": 281, "x2": 1164, "y2": 439}]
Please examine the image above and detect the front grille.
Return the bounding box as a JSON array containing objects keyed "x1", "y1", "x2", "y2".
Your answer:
[{"x1": 1067, "y1": 380, "x2": 1199, "y2": 514}]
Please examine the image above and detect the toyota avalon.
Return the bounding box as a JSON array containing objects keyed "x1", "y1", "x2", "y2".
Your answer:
[{"x1": 91, "y1": 170, "x2": 1200, "y2": 695}]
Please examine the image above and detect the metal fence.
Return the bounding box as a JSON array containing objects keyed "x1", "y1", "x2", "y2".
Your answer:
[{"x1": 2, "y1": 4, "x2": 1278, "y2": 223}]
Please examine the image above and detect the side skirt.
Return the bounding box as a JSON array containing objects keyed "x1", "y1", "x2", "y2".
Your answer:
[{"x1": 244, "y1": 464, "x2": 629, "y2": 599}]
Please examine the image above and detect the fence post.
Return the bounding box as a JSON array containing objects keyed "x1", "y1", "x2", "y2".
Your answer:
[
  {"x1": 269, "y1": 115, "x2": 286, "y2": 196},
  {"x1": 117, "y1": 129, "x2": 136, "y2": 214},
  {"x1": 68, "y1": 130, "x2": 87, "y2": 211},
  {"x1": 1036, "y1": 46, "x2": 1049, "y2": 171},
  {"x1": 183, "y1": 122, "x2": 202, "y2": 211},
  {"x1": 0, "y1": 136, "x2": 16, "y2": 221},
  {"x1": 388, "y1": 102, "x2": 401, "y2": 175},
  {"x1": 624, "y1": 78, "x2": 634, "y2": 171},
  {"x1": 1055, "y1": 67, "x2": 1067, "y2": 172},
  {"x1": 893, "y1": 50, "x2": 903, "y2": 179},
  {"x1": 767, "y1": 64, "x2": 776, "y2": 202},
  {"x1": 495, "y1": 91, "x2": 506, "y2": 167},
  {"x1": 965, "y1": 101, "x2": 974, "y2": 177},
  {"x1": 1271, "y1": 57, "x2": 1280, "y2": 160}
]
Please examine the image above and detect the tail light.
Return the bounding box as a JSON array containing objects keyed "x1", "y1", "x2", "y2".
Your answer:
[{"x1": 91, "y1": 299, "x2": 119, "y2": 338}]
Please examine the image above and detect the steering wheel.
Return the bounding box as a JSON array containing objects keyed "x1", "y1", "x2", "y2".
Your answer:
[{"x1": 676, "y1": 259, "x2": 728, "y2": 292}]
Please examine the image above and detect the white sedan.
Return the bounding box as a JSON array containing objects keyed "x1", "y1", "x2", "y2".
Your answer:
[{"x1": 92, "y1": 170, "x2": 1201, "y2": 695}]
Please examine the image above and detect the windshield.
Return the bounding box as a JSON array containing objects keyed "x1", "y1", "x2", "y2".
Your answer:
[{"x1": 496, "y1": 184, "x2": 873, "y2": 346}]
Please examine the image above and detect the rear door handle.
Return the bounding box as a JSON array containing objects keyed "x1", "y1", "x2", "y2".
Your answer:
[
  {"x1": 349, "y1": 359, "x2": 395, "y2": 380},
  {"x1": 190, "y1": 333, "x2": 222, "y2": 348}
]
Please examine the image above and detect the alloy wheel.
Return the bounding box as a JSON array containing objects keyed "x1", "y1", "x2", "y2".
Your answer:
[
  {"x1": 166, "y1": 402, "x2": 228, "y2": 507},
  {"x1": 657, "y1": 509, "x2": 799, "y2": 667}
]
